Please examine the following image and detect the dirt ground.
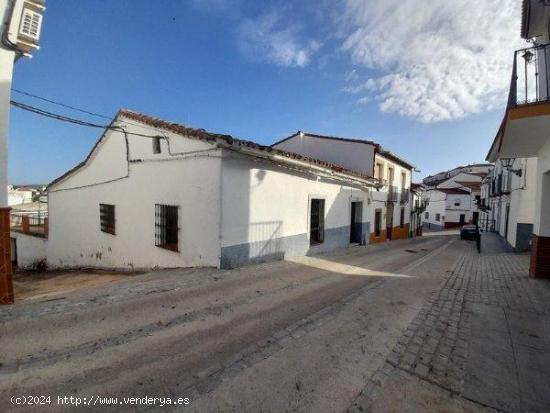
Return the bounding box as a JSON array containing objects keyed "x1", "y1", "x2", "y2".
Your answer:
[
  {"x1": 13, "y1": 270, "x2": 141, "y2": 302},
  {"x1": 1, "y1": 233, "x2": 463, "y2": 412}
]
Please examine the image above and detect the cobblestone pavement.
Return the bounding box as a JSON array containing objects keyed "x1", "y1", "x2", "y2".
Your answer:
[
  {"x1": 349, "y1": 234, "x2": 550, "y2": 413},
  {"x1": 1, "y1": 235, "x2": 458, "y2": 412}
]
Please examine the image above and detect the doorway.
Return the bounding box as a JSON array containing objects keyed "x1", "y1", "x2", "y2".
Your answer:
[
  {"x1": 350, "y1": 202, "x2": 363, "y2": 244},
  {"x1": 505, "y1": 204, "x2": 510, "y2": 240},
  {"x1": 10, "y1": 238, "x2": 17, "y2": 268},
  {"x1": 460, "y1": 214, "x2": 466, "y2": 225},
  {"x1": 386, "y1": 204, "x2": 394, "y2": 240},
  {"x1": 473, "y1": 212, "x2": 479, "y2": 226}
]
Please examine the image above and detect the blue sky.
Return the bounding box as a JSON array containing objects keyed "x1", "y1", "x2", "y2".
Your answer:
[{"x1": 8, "y1": 0, "x2": 524, "y2": 184}]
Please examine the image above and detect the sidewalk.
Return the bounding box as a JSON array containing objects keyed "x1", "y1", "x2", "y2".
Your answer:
[{"x1": 349, "y1": 237, "x2": 550, "y2": 413}]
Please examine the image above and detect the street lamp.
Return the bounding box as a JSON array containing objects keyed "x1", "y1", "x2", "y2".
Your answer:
[{"x1": 500, "y1": 158, "x2": 523, "y2": 177}]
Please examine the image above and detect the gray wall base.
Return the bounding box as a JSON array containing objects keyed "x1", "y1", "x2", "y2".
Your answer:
[{"x1": 221, "y1": 222, "x2": 370, "y2": 269}]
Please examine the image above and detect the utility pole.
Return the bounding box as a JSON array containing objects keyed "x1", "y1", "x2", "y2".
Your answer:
[{"x1": 0, "y1": 0, "x2": 45, "y2": 304}]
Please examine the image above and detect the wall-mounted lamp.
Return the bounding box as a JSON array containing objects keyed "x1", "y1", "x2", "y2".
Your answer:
[
  {"x1": 500, "y1": 158, "x2": 523, "y2": 177},
  {"x1": 522, "y1": 50, "x2": 535, "y2": 64}
]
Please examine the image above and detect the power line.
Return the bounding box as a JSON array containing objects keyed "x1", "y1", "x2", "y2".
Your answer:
[
  {"x1": 11, "y1": 88, "x2": 112, "y2": 120},
  {"x1": 10, "y1": 100, "x2": 164, "y2": 140},
  {"x1": 10, "y1": 88, "x2": 183, "y2": 136}
]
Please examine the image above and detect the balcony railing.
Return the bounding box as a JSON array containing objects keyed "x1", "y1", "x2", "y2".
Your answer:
[
  {"x1": 387, "y1": 186, "x2": 399, "y2": 202},
  {"x1": 400, "y1": 188, "x2": 410, "y2": 204},
  {"x1": 509, "y1": 43, "x2": 550, "y2": 107}
]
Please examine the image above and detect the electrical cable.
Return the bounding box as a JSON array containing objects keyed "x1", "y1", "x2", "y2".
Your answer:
[
  {"x1": 10, "y1": 100, "x2": 165, "y2": 140},
  {"x1": 11, "y1": 88, "x2": 112, "y2": 120}
]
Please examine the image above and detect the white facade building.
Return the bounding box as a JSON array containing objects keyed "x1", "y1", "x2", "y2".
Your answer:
[
  {"x1": 421, "y1": 165, "x2": 491, "y2": 230},
  {"x1": 423, "y1": 188, "x2": 472, "y2": 231},
  {"x1": 12, "y1": 113, "x2": 417, "y2": 271},
  {"x1": 273, "y1": 132, "x2": 415, "y2": 244},
  {"x1": 15, "y1": 110, "x2": 392, "y2": 270},
  {"x1": 479, "y1": 157, "x2": 537, "y2": 251},
  {"x1": 486, "y1": 0, "x2": 550, "y2": 277}
]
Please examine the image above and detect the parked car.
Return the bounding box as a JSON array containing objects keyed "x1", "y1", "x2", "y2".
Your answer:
[{"x1": 460, "y1": 225, "x2": 478, "y2": 240}]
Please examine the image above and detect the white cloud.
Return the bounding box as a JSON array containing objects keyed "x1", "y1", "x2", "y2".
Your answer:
[
  {"x1": 238, "y1": 11, "x2": 321, "y2": 68},
  {"x1": 340, "y1": 0, "x2": 525, "y2": 123}
]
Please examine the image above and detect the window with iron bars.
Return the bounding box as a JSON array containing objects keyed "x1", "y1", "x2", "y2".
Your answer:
[
  {"x1": 99, "y1": 204, "x2": 115, "y2": 235},
  {"x1": 155, "y1": 204, "x2": 179, "y2": 251}
]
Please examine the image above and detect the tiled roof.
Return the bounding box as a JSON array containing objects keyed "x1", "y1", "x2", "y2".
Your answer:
[
  {"x1": 118, "y1": 111, "x2": 376, "y2": 181},
  {"x1": 49, "y1": 110, "x2": 378, "y2": 189},
  {"x1": 455, "y1": 181, "x2": 482, "y2": 190},
  {"x1": 434, "y1": 188, "x2": 471, "y2": 195}
]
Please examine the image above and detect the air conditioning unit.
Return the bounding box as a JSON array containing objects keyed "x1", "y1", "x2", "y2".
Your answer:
[
  {"x1": 19, "y1": 7, "x2": 43, "y2": 42},
  {"x1": 6, "y1": 0, "x2": 46, "y2": 57}
]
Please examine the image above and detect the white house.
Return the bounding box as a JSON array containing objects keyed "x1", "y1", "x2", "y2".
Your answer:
[
  {"x1": 272, "y1": 132, "x2": 415, "y2": 244},
  {"x1": 14, "y1": 109, "x2": 388, "y2": 271},
  {"x1": 7, "y1": 185, "x2": 43, "y2": 206},
  {"x1": 478, "y1": 158, "x2": 537, "y2": 252},
  {"x1": 422, "y1": 164, "x2": 492, "y2": 187},
  {"x1": 422, "y1": 165, "x2": 491, "y2": 230},
  {"x1": 486, "y1": 0, "x2": 550, "y2": 277},
  {"x1": 423, "y1": 188, "x2": 472, "y2": 230}
]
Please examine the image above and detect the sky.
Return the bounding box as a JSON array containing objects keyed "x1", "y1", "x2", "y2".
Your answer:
[{"x1": 8, "y1": 0, "x2": 527, "y2": 185}]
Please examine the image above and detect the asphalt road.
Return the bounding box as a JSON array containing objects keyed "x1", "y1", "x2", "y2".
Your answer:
[{"x1": 0, "y1": 233, "x2": 462, "y2": 412}]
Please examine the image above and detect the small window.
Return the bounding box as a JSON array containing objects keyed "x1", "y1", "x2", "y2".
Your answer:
[
  {"x1": 375, "y1": 163, "x2": 383, "y2": 180},
  {"x1": 100, "y1": 204, "x2": 115, "y2": 235},
  {"x1": 155, "y1": 204, "x2": 179, "y2": 251},
  {"x1": 153, "y1": 137, "x2": 162, "y2": 154},
  {"x1": 454, "y1": 201, "x2": 461, "y2": 207},
  {"x1": 400, "y1": 207, "x2": 405, "y2": 228},
  {"x1": 425, "y1": 212, "x2": 429, "y2": 219},
  {"x1": 436, "y1": 213, "x2": 441, "y2": 222},
  {"x1": 310, "y1": 199, "x2": 325, "y2": 245},
  {"x1": 375, "y1": 209, "x2": 382, "y2": 236}
]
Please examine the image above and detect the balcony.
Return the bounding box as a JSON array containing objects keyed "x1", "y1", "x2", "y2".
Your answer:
[
  {"x1": 509, "y1": 43, "x2": 550, "y2": 107},
  {"x1": 387, "y1": 185, "x2": 399, "y2": 203},
  {"x1": 488, "y1": 43, "x2": 550, "y2": 161}
]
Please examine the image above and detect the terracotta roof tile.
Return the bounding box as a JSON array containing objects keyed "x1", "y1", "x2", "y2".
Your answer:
[{"x1": 49, "y1": 109, "x2": 378, "y2": 189}]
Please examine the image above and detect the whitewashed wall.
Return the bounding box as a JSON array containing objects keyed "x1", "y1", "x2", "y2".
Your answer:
[
  {"x1": 219, "y1": 152, "x2": 371, "y2": 268},
  {"x1": 11, "y1": 232, "x2": 47, "y2": 269},
  {"x1": 373, "y1": 154, "x2": 412, "y2": 232},
  {"x1": 274, "y1": 134, "x2": 376, "y2": 177},
  {"x1": 423, "y1": 190, "x2": 471, "y2": 229},
  {"x1": 47, "y1": 120, "x2": 222, "y2": 270}
]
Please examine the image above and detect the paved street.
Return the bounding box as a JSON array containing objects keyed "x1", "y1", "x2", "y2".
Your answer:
[
  {"x1": 1, "y1": 233, "x2": 550, "y2": 412},
  {"x1": 349, "y1": 233, "x2": 550, "y2": 413}
]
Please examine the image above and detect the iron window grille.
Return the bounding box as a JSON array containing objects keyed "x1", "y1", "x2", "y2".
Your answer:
[
  {"x1": 153, "y1": 137, "x2": 162, "y2": 154},
  {"x1": 310, "y1": 199, "x2": 325, "y2": 245},
  {"x1": 99, "y1": 204, "x2": 115, "y2": 235},
  {"x1": 155, "y1": 204, "x2": 179, "y2": 251},
  {"x1": 436, "y1": 213, "x2": 441, "y2": 222}
]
